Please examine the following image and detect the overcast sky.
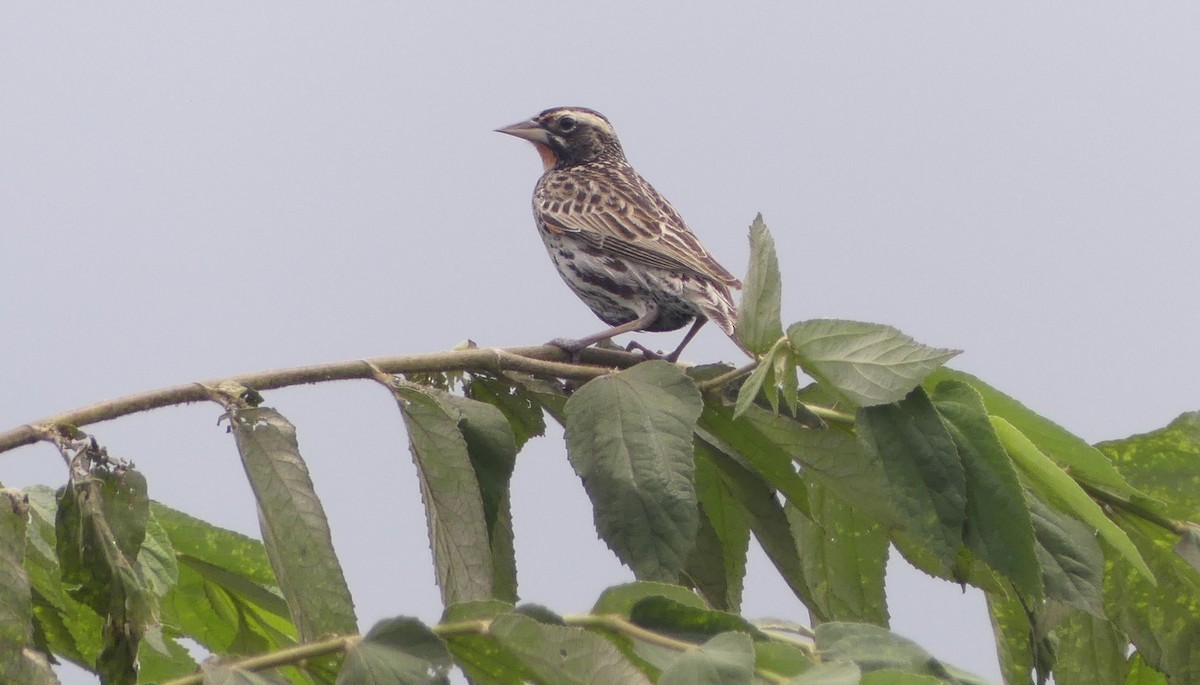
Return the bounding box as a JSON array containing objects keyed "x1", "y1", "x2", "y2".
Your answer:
[{"x1": 3, "y1": 4, "x2": 1198, "y2": 683}]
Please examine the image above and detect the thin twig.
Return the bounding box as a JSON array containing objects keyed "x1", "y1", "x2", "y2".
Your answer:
[
  {"x1": 805, "y1": 405, "x2": 856, "y2": 425},
  {"x1": 0, "y1": 345, "x2": 642, "y2": 456},
  {"x1": 1080, "y1": 481, "x2": 1185, "y2": 536},
  {"x1": 159, "y1": 635, "x2": 358, "y2": 685},
  {"x1": 565, "y1": 614, "x2": 804, "y2": 684},
  {"x1": 433, "y1": 618, "x2": 493, "y2": 637},
  {"x1": 692, "y1": 356, "x2": 856, "y2": 426},
  {"x1": 696, "y1": 361, "x2": 759, "y2": 392},
  {"x1": 566, "y1": 613, "x2": 700, "y2": 652},
  {"x1": 156, "y1": 612, "x2": 813, "y2": 685}
]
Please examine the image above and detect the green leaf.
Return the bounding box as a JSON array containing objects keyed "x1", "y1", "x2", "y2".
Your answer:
[
  {"x1": 0, "y1": 492, "x2": 58, "y2": 684},
  {"x1": 465, "y1": 373, "x2": 547, "y2": 450},
  {"x1": 787, "y1": 319, "x2": 958, "y2": 407},
  {"x1": 992, "y1": 416, "x2": 1155, "y2": 583},
  {"x1": 857, "y1": 388, "x2": 966, "y2": 573},
  {"x1": 514, "y1": 604, "x2": 563, "y2": 627},
  {"x1": 814, "y1": 622, "x2": 961, "y2": 679},
  {"x1": 1174, "y1": 524, "x2": 1200, "y2": 575},
  {"x1": 1053, "y1": 611, "x2": 1128, "y2": 685},
  {"x1": 734, "y1": 345, "x2": 776, "y2": 418},
  {"x1": 788, "y1": 484, "x2": 889, "y2": 626},
  {"x1": 926, "y1": 367, "x2": 1137, "y2": 497},
  {"x1": 136, "y1": 627, "x2": 199, "y2": 683},
  {"x1": 629, "y1": 596, "x2": 765, "y2": 645},
  {"x1": 932, "y1": 380, "x2": 1041, "y2": 599},
  {"x1": 337, "y1": 617, "x2": 452, "y2": 685},
  {"x1": 103, "y1": 469, "x2": 150, "y2": 562},
  {"x1": 659, "y1": 631, "x2": 755, "y2": 685},
  {"x1": 686, "y1": 463, "x2": 751, "y2": 611},
  {"x1": 228, "y1": 407, "x2": 357, "y2": 639},
  {"x1": 1029, "y1": 495, "x2": 1104, "y2": 617},
  {"x1": 724, "y1": 405, "x2": 901, "y2": 528},
  {"x1": 564, "y1": 361, "x2": 702, "y2": 582},
  {"x1": 0, "y1": 645, "x2": 57, "y2": 685},
  {"x1": 30, "y1": 592, "x2": 98, "y2": 673},
  {"x1": 440, "y1": 601, "x2": 530, "y2": 685},
  {"x1": 734, "y1": 340, "x2": 802, "y2": 420},
  {"x1": 986, "y1": 593, "x2": 1036, "y2": 685},
  {"x1": 136, "y1": 510, "x2": 179, "y2": 601},
  {"x1": 1125, "y1": 653, "x2": 1168, "y2": 685},
  {"x1": 152, "y1": 503, "x2": 279, "y2": 590},
  {"x1": 200, "y1": 662, "x2": 291, "y2": 684},
  {"x1": 737, "y1": 214, "x2": 785, "y2": 355},
  {"x1": 1, "y1": 489, "x2": 33, "y2": 645},
  {"x1": 592, "y1": 582, "x2": 708, "y2": 616},
  {"x1": 1096, "y1": 411, "x2": 1200, "y2": 522},
  {"x1": 487, "y1": 497, "x2": 518, "y2": 606},
  {"x1": 787, "y1": 662, "x2": 861, "y2": 684},
  {"x1": 441, "y1": 599, "x2": 514, "y2": 623},
  {"x1": 153, "y1": 502, "x2": 296, "y2": 658},
  {"x1": 592, "y1": 623, "x2": 675, "y2": 681},
  {"x1": 97, "y1": 623, "x2": 137, "y2": 683},
  {"x1": 504, "y1": 371, "x2": 569, "y2": 424},
  {"x1": 753, "y1": 641, "x2": 813, "y2": 679},
  {"x1": 861, "y1": 671, "x2": 943, "y2": 685},
  {"x1": 165, "y1": 557, "x2": 279, "y2": 657},
  {"x1": 389, "y1": 383, "x2": 494, "y2": 604},
  {"x1": 885, "y1": 529, "x2": 969, "y2": 589},
  {"x1": 56, "y1": 469, "x2": 151, "y2": 618},
  {"x1": 685, "y1": 506, "x2": 737, "y2": 611},
  {"x1": 55, "y1": 465, "x2": 152, "y2": 685},
  {"x1": 698, "y1": 403, "x2": 811, "y2": 518},
  {"x1": 436, "y1": 392, "x2": 519, "y2": 603},
  {"x1": 22, "y1": 487, "x2": 63, "y2": 610},
  {"x1": 694, "y1": 440, "x2": 815, "y2": 616},
  {"x1": 438, "y1": 394, "x2": 517, "y2": 535},
  {"x1": 779, "y1": 350, "x2": 803, "y2": 417},
  {"x1": 23, "y1": 486, "x2": 100, "y2": 670},
  {"x1": 489, "y1": 613, "x2": 653, "y2": 684},
  {"x1": 1104, "y1": 516, "x2": 1200, "y2": 682}
]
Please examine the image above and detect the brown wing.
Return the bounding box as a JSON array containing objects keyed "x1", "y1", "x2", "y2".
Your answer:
[{"x1": 535, "y1": 165, "x2": 742, "y2": 288}]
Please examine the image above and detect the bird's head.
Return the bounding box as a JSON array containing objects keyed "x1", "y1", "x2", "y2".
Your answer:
[{"x1": 496, "y1": 107, "x2": 624, "y2": 171}]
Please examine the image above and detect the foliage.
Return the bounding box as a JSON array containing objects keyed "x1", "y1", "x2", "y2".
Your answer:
[{"x1": 1, "y1": 217, "x2": 1198, "y2": 685}]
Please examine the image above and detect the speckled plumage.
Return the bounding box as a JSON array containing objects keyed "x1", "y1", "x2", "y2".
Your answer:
[{"x1": 498, "y1": 107, "x2": 742, "y2": 360}]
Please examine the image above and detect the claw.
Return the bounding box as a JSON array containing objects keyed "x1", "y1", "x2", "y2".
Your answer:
[{"x1": 625, "y1": 341, "x2": 663, "y2": 360}]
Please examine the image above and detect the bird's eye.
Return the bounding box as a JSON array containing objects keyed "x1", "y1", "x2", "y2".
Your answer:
[{"x1": 558, "y1": 116, "x2": 576, "y2": 132}]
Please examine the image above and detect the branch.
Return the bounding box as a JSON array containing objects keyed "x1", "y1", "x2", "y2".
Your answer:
[
  {"x1": 0, "y1": 345, "x2": 642, "y2": 456},
  {"x1": 160, "y1": 634, "x2": 357, "y2": 685},
  {"x1": 805, "y1": 405, "x2": 856, "y2": 425},
  {"x1": 158, "y1": 614, "x2": 813, "y2": 685},
  {"x1": 696, "y1": 361, "x2": 759, "y2": 392}
]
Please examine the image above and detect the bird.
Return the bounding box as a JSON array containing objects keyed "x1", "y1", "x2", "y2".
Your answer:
[{"x1": 496, "y1": 107, "x2": 743, "y2": 362}]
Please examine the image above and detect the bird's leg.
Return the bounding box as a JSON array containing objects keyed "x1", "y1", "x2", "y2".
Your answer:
[
  {"x1": 625, "y1": 316, "x2": 707, "y2": 362},
  {"x1": 549, "y1": 304, "x2": 660, "y2": 362},
  {"x1": 664, "y1": 316, "x2": 707, "y2": 362}
]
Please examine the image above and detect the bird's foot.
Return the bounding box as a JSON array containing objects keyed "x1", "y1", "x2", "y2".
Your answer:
[
  {"x1": 625, "y1": 341, "x2": 666, "y2": 361},
  {"x1": 548, "y1": 337, "x2": 589, "y2": 363}
]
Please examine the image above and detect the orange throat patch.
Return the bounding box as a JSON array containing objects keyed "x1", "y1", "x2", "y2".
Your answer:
[{"x1": 533, "y1": 142, "x2": 558, "y2": 172}]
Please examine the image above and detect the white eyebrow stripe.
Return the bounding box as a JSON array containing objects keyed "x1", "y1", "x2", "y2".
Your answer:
[
  {"x1": 569, "y1": 111, "x2": 612, "y2": 132},
  {"x1": 545, "y1": 108, "x2": 615, "y2": 135}
]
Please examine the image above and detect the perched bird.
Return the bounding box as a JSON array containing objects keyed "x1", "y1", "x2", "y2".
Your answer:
[{"x1": 497, "y1": 107, "x2": 742, "y2": 362}]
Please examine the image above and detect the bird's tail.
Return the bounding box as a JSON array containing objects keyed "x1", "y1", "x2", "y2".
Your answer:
[{"x1": 694, "y1": 280, "x2": 752, "y2": 357}]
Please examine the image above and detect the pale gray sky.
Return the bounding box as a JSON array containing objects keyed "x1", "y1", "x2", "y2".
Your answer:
[{"x1": 3, "y1": 4, "x2": 1198, "y2": 683}]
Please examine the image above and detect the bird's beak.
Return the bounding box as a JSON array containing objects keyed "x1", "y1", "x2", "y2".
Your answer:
[{"x1": 495, "y1": 118, "x2": 550, "y2": 144}]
